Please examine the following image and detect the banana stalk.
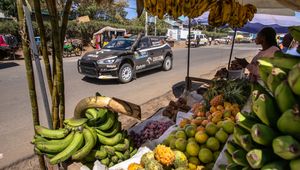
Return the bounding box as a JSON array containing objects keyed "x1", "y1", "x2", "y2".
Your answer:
[{"x1": 16, "y1": 0, "x2": 46, "y2": 169}]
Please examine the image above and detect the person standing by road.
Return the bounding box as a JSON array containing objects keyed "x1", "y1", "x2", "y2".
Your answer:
[
  {"x1": 235, "y1": 27, "x2": 280, "y2": 81},
  {"x1": 208, "y1": 37, "x2": 212, "y2": 45}
]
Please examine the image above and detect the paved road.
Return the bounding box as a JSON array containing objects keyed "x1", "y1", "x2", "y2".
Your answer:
[{"x1": 0, "y1": 43, "x2": 258, "y2": 168}]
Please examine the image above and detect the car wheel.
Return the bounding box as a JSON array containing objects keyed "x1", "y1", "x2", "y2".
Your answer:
[
  {"x1": 162, "y1": 56, "x2": 172, "y2": 71},
  {"x1": 118, "y1": 63, "x2": 133, "y2": 83}
]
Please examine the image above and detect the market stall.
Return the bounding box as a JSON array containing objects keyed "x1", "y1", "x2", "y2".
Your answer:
[{"x1": 29, "y1": 0, "x2": 300, "y2": 170}]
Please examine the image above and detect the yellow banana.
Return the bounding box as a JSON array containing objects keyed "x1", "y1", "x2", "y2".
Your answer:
[
  {"x1": 156, "y1": 0, "x2": 165, "y2": 19},
  {"x1": 166, "y1": 0, "x2": 172, "y2": 15},
  {"x1": 221, "y1": 0, "x2": 232, "y2": 25}
]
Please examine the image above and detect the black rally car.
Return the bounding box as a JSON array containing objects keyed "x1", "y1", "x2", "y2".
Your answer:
[{"x1": 78, "y1": 36, "x2": 173, "y2": 83}]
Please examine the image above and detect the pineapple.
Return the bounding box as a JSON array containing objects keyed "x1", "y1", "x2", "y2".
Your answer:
[{"x1": 210, "y1": 94, "x2": 224, "y2": 107}]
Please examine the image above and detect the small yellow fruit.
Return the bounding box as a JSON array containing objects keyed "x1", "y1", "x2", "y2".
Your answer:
[
  {"x1": 210, "y1": 106, "x2": 217, "y2": 113},
  {"x1": 216, "y1": 105, "x2": 224, "y2": 111},
  {"x1": 195, "y1": 131, "x2": 209, "y2": 144},
  {"x1": 232, "y1": 103, "x2": 239, "y2": 109},
  {"x1": 188, "y1": 163, "x2": 197, "y2": 170},
  {"x1": 223, "y1": 102, "x2": 232, "y2": 108}
]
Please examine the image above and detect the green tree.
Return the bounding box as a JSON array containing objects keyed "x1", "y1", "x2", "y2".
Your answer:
[
  {"x1": 0, "y1": 0, "x2": 17, "y2": 17},
  {"x1": 74, "y1": 0, "x2": 128, "y2": 23}
]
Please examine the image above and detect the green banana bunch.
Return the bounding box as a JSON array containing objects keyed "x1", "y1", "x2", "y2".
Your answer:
[
  {"x1": 236, "y1": 112, "x2": 259, "y2": 132},
  {"x1": 97, "y1": 132, "x2": 123, "y2": 146},
  {"x1": 85, "y1": 108, "x2": 107, "y2": 121},
  {"x1": 35, "y1": 131, "x2": 75, "y2": 153},
  {"x1": 95, "y1": 121, "x2": 121, "y2": 137},
  {"x1": 274, "y1": 81, "x2": 297, "y2": 113},
  {"x1": 261, "y1": 160, "x2": 289, "y2": 170},
  {"x1": 266, "y1": 67, "x2": 287, "y2": 93},
  {"x1": 227, "y1": 140, "x2": 241, "y2": 155},
  {"x1": 252, "y1": 93, "x2": 280, "y2": 127},
  {"x1": 64, "y1": 118, "x2": 87, "y2": 130},
  {"x1": 113, "y1": 138, "x2": 130, "y2": 152},
  {"x1": 233, "y1": 125, "x2": 248, "y2": 147},
  {"x1": 246, "y1": 149, "x2": 274, "y2": 169},
  {"x1": 224, "y1": 149, "x2": 234, "y2": 164},
  {"x1": 232, "y1": 149, "x2": 249, "y2": 166},
  {"x1": 277, "y1": 107, "x2": 300, "y2": 139},
  {"x1": 290, "y1": 158, "x2": 300, "y2": 170},
  {"x1": 288, "y1": 63, "x2": 300, "y2": 95},
  {"x1": 258, "y1": 59, "x2": 274, "y2": 84},
  {"x1": 250, "y1": 123, "x2": 277, "y2": 146},
  {"x1": 35, "y1": 125, "x2": 69, "y2": 139},
  {"x1": 50, "y1": 131, "x2": 84, "y2": 165},
  {"x1": 95, "y1": 147, "x2": 108, "y2": 159},
  {"x1": 239, "y1": 134, "x2": 255, "y2": 152},
  {"x1": 226, "y1": 163, "x2": 243, "y2": 170},
  {"x1": 72, "y1": 128, "x2": 96, "y2": 160},
  {"x1": 261, "y1": 53, "x2": 300, "y2": 70},
  {"x1": 289, "y1": 26, "x2": 300, "y2": 42},
  {"x1": 273, "y1": 135, "x2": 300, "y2": 160},
  {"x1": 96, "y1": 112, "x2": 116, "y2": 131}
]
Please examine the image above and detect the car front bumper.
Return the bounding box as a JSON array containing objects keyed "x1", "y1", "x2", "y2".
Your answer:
[{"x1": 77, "y1": 59, "x2": 119, "y2": 79}]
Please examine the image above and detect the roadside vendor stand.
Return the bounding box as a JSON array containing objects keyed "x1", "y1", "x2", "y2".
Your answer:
[{"x1": 27, "y1": 0, "x2": 300, "y2": 170}]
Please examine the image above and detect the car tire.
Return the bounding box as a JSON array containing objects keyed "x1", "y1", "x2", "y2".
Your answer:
[
  {"x1": 162, "y1": 56, "x2": 172, "y2": 71},
  {"x1": 118, "y1": 63, "x2": 133, "y2": 83}
]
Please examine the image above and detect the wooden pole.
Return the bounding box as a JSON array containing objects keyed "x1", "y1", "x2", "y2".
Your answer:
[{"x1": 32, "y1": 0, "x2": 53, "y2": 96}]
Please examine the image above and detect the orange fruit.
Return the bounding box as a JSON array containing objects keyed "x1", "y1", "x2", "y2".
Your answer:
[
  {"x1": 195, "y1": 131, "x2": 209, "y2": 144},
  {"x1": 201, "y1": 120, "x2": 209, "y2": 126},
  {"x1": 197, "y1": 126, "x2": 205, "y2": 132}
]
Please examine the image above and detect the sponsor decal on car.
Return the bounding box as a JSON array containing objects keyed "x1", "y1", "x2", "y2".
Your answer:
[
  {"x1": 134, "y1": 51, "x2": 148, "y2": 59},
  {"x1": 152, "y1": 55, "x2": 164, "y2": 62},
  {"x1": 136, "y1": 64, "x2": 146, "y2": 70}
]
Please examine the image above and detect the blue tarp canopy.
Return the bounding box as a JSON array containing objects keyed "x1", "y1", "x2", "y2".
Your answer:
[{"x1": 184, "y1": 12, "x2": 300, "y2": 33}]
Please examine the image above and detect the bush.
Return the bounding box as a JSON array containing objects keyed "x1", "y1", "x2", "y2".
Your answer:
[{"x1": 0, "y1": 20, "x2": 19, "y2": 35}]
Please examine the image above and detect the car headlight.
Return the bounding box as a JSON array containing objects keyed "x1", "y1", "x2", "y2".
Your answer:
[{"x1": 97, "y1": 56, "x2": 117, "y2": 65}]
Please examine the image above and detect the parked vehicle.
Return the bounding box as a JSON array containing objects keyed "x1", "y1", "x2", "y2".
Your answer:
[
  {"x1": 78, "y1": 36, "x2": 173, "y2": 83},
  {"x1": 185, "y1": 33, "x2": 208, "y2": 47},
  {"x1": 0, "y1": 34, "x2": 18, "y2": 59}
]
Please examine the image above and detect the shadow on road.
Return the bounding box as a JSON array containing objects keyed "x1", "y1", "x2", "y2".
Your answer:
[
  {"x1": 0, "y1": 62, "x2": 20, "y2": 69},
  {"x1": 82, "y1": 76, "x2": 119, "y2": 85},
  {"x1": 81, "y1": 68, "x2": 166, "y2": 85},
  {"x1": 136, "y1": 68, "x2": 162, "y2": 79}
]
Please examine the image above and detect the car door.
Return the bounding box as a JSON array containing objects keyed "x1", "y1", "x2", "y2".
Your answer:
[
  {"x1": 133, "y1": 37, "x2": 152, "y2": 71},
  {"x1": 149, "y1": 37, "x2": 165, "y2": 66}
]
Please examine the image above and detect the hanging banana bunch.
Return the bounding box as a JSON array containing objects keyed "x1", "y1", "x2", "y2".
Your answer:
[
  {"x1": 208, "y1": 0, "x2": 257, "y2": 28},
  {"x1": 142, "y1": 0, "x2": 217, "y2": 19}
]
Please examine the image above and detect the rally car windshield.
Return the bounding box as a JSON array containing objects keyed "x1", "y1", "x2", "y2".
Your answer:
[{"x1": 103, "y1": 39, "x2": 134, "y2": 50}]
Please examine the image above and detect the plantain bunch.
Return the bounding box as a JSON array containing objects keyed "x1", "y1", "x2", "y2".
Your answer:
[
  {"x1": 31, "y1": 95, "x2": 138, "y2": 167},
  {"x1": 144, "y1": 0, "x2": 217, "y2": 19},
  {"x1": 208, "y1": 0, "x2": 257, "y2": 28}
]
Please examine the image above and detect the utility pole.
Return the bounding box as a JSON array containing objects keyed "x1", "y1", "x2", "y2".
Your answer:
[
  {"x1": 154, "y1": 16, "x2": 157, "y2": 36},
  {"x1": 145, "y1": 12, "x2": 148, "y2": 36}
]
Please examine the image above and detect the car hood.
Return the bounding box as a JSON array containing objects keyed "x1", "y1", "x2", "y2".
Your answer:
[{"x1": 81, "y1": 49, "x2": 129, "y2": 61}]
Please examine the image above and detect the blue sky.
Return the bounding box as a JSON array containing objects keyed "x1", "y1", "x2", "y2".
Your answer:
[{"x1": 125, "y1": 0, "x2": 137, "y2": 19}]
